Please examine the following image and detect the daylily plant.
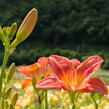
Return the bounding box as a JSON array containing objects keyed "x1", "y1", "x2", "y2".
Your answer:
[
  {"x1": 36, "y1": 55, "x2": 108, "y2": 108},
  {"x1": 18, "y1": 57, "x2": 51, "y2": 88}
]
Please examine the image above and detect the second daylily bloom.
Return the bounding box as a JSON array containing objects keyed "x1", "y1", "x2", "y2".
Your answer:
[
  {"x1": 18, "y1": 57, "x2": 51, "y2": 88},
  {"x1": 37, "y1": 55, "x2": 108, "y2": 94}
]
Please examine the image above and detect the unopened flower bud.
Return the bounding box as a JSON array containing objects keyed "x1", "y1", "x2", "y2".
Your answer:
[
  {"x1": 6, "y1": 63, "x2": 15, "y2": 83},
  {"x1": 10, "y1": 8, "x2": 38, "y2": 49},
  {"x1": 32, "y1": 77, "x2": 36, "y2": 88},
  {"x1": 0, "y1": 26, "x2": 4, "y2": 42},
  {"x1": 12, "y1": 8, "x2": 38, "y2": 47},
  {"x1": 3, "y1": 27, "x2": 8, "y2": 37},
  {"x1": 5, "y1": 88, "x2": 12, "y2": 99},
  {"x1": 10, "y1": 92, "x2": 18, "y2": 106},
  {"x1": 8, "y1": 23, "x2": 17, "y2": 40}
]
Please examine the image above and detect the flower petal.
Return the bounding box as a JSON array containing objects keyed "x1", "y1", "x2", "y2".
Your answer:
[
  {"x1": 77, "y1": 56, "x2": 104, "y2": 85},
  {"x1": 48, "y1": 55, "x2": 80, "y2": 87},
  {"x1": 38, "y1": 57, "x2": 51, "y2": 76},
  {"x1": 36, "y1": 77, "x2": 62, "y2": 89},
  {"x1": 79, "y1": 78, "x2": 108, "y2": 94},
  {"x1": 30, "y1": 63, "x2": 42, "y2": 82},
  {"x1": 21, "y1": 79, "x2": 32, "y2": 89},
  {"x1": 45, "y1": 69, "x2": 51, "y2": 77},
  {"x1": 18, "y1": 63, "x2": 42, "y2": 82},
  {"x1": 71, "y1": 59, "x2": 80, "y2": 67},
  {"x1": 48, "y1": 55, "x2": 70, "y2": 80},
  {"x1": 18, "y1": 66, "x2": 32, "y2": 78}
]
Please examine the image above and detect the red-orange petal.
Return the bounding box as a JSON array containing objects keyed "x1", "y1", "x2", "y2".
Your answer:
[
  {"x1": 71, "y1": 59, "x2": 80, "y2": 67},
  {"x1": 45, "y1": 69, "x2": 52, "y2": 77},
  {"x1": 18, "y1": 66, "x2": 32, "y2": 78},
  {"x1": 21, "y1": 79, "x2": 32, "y2": 89},
  {"x1": 77, "y1": 56, "x2": 104, "y2": 84},
  {"x1": 48, "y1": 55, "x2": 71, "y2": 80},
  {"x1": 36, "y1": 77, "x2": 62, "y2": 89},
  {"x1": 18, "y1": 63, "x2": 42, "y2": 82},
  {"x1": 77, "y1": 56, "x2": 103, "y2": 75},
  {"x1": 50, "y1": 55, "x2": 71, "y2": 73},
  {"x1": 79, "y1": 78, "x2": 108, "y2": 95},
  {"x1": 29, "y1": 63, "x2": 42, "y2": 82},
  {"x1": 37, "y1": 57, "x2": 48, "y2": 76}
]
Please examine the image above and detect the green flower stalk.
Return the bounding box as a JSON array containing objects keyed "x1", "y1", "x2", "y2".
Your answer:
[
  {"x1": 69, "y1": 92, "x2": 79, "y2": 109},
  {"x1": 8, "y1": 104, "x2": 14, "y2": 109},
  {"x1": 90, "y1": 93, "x2": 98, "y2": 109},
  {"x1": 32, "y1": 77, "x2": 42, "y2": 109},
  {"x1": 90, "y1": 93, "x2": 104, "y2": 109},
  {"x1": 44, "y1": 90, "x2": 48, "y2": 109}
]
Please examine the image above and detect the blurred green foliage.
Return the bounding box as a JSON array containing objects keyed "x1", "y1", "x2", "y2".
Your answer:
[
  {"x1": 0, "y1": 47, "x2": 108, "y2": 69},
  {"x1": 7, "y1": 48, "x2": 81, "y2": 65}
]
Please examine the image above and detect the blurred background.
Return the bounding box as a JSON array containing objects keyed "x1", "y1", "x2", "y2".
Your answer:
[{"x1": 0, "y1": 0, "x2": 109, "y2": 70}]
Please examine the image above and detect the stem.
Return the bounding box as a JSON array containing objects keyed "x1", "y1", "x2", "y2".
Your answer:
[
  {"x1": 44, "y1": 90, "x2": 48, "y2": 109},
  {"x1": 1, "y1": 85, "x2": 7, "y2": 109},
  {"x1": 72, "y1": 103, "x2": 75, "y2": 109},
  {"x1": 32, "y1": 83, "x2": 42, "y2": 109},
  {"x1": 91, "y1": 95, "x2": 98, "y2": 109},
  {"x1": 0, "y1": 49, "x2": 9, "y2": 92},
  {"x1": 69, "y1": 92, "x2": 79, "y2": 109},
  {"x1": 0, "y1": 48, "x2": 9, "y2": 109},
  {"x1": 38, "y1": 100, "x2": 41, "y2": 109}
]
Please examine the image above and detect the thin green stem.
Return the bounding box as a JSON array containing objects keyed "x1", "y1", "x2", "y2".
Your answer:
[
  {"x1": 69, "y1": 92, "x2": 79, "y2": 109},
  {"x1": 91, "y1": 95, "x2": 98, "y2": 109},
  {"x1": 72, "y1": 103, "x2": 75, "y2": 109},
  {"x1": 44, "y1": 90, "x2": 48, "y2": 109},
  {"x1": 1, "y1": 85, "x2": 7, "y2": 109},
  {"x1": 0, "y1": 48, "x2": 9, "y2": 109},
  {"x1": 38, "y1": 101, "x2": 41, "y2": 109},
  {"x1": 32, "y1": 83, "x2": 42, "y2": 109}
]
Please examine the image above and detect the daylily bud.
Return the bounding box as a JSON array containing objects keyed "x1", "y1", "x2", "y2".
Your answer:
[
  {"x1": 5, "y1": 88, "x2": 12, "y2": 99},
  {"x1": 32, "y1": 76, "x2": 36, "y2": 88},
  {"x1": 6, "y1": 63, "x2": 15, "y2": 83},
  {"x1": 8, "y1": 23, "x2": 17, "y2": 40},
  {"x1": 7, "y1": 27, "x2": 11, "y2": 32},
  {"x1": 8, "y1": 104, "x2": 14, "y2": 109},
  {"x1": 10, "y1": 92, "x2": 18, "y2": 106},
  {"x1": 0, "y1": 26, "x2": 4, "y2": 42},
  {"x1": 16, "y1": 8, "x2": 38, "y2": 43},
  {"x1": 3, "y1": 27, "x2": 8, "y2": 37}
]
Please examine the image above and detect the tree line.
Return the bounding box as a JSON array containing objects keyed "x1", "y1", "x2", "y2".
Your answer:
[{"x1": 0, "y1": 0, "x2": 109, "y2": 46}]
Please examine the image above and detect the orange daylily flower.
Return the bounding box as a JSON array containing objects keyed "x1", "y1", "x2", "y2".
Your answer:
[
  {"x1": 37, "y1": 55, "x2": 108, "y2": 94},
  {"x1": 18, "y1": 57, "x2": 51, "y2": 88}
]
